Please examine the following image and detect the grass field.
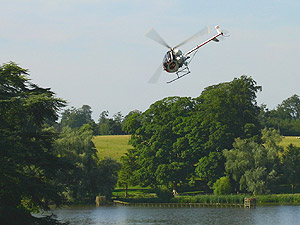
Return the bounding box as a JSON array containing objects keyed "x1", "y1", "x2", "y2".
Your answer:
[
  {"x1": 92, "y1": 135, "x2": 132, "y2": 161},
  {"x1": 92, "y1": 135, "x2": 300, "y2": 162},
  {"x1": 280, "y1": 136, "x2": 300, "y2": 148}
]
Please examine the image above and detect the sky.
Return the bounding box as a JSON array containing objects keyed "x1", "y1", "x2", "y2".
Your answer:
[{"x1": 1, "y1": 0, "x2": 300, "y2": 120}]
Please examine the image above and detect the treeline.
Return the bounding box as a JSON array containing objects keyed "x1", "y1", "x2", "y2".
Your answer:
[
  {"x1": 260, "y1": 94, "x2": 300, "y2": 136},
  {"x1": 58, "y1": 106, "x2": 136, "y2": 136}
]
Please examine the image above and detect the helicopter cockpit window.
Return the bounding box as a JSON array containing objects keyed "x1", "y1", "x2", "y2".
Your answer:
[{"x1": 163, "y1": 51, "x2": 173, "y2": 69}]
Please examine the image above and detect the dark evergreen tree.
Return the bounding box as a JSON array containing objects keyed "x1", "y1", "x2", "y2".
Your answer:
[{"x1": 0, "y1": 62, "x2": 67, "y2": 224}]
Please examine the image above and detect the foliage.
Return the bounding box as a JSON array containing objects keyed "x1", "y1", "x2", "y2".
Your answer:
[
  {"x1": 260, "y1": 94, "x2": 300, "y2": 136},
  {"x1": 122, "y1": 110, "x2": 142, "y2": 134},
  {"x1": 98, "y1": 111, "x2": 125, "y2": 135},
  {"x1": 213, "y1": 176, "x2": 231, "y2": 195},
  {"x1": 280, "y1": 144, "x2": 300, "y2": 193},
  {"x1": 128, "y1": 96, "x2": 196, "y2": 189},
  {"x1": 53, "y1": 126, "x2": 101, "y2": 202},
  {"x1": 97, "y1": 157, "x2": 121, "y2": 199},
  {"x1": 0, "y1": 62, "x2": 67, "y2": 223},
  {"x1": 54, "y1": 127, "x2": 121, "y2": 201},
  {"x1": 195, "y1": 152, "x2": 225, "y2": 189},
  {"x1": 60, "y1": 105, "x2": 94, "y2": 129},
  {"x1": 125, "y1": 76, "x2": 262, "y2": 190},
  {"x1": 118, "y1": 149, "x2": 139, "y2": 197},
  {"x1": 224, "y1": 128, "x2": 282, "y2": 195},
  {"x1": 155, "y1": 186, "x2": 174, "y2": 202}
]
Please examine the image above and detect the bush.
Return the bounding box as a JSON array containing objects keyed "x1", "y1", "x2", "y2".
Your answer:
[
  {"x1": 155, "y1": 187, "x2": 173, "y2": 202},
  {"x1": 213, "y1": 176, "x2": 231, "y2": 195}
]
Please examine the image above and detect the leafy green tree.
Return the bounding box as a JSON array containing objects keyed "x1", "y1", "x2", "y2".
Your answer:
[
  {"x1": 60, "y1": 105, "x2": 94, "y2": 130},
  {"x1": 118, "y1": 149, "x2": 139, "y2": 197},
  {"x1": 0, "y1": 62, "x2": 67, "y2": 223},
  {"x1": 277, "y1": 94, "x2": 300, "y2": 119},
  {"x1": 122, "y1": 110, "x2": 142, "y2": 134},
  {"x1": 281, "y1": 144, "x2": 300, "y2": 193},
  {"x1": 188, "y1": 76, "x2": 262, "y2": 187},
  {"x1": 191, "y1": 75, "x2": 262, "y2": 153},
  {"x1": 224, "y1": 129, "x2": 282, "y2": 194},
  {"x1": 195, "y1": 152, "x2": 225, "y2": 189},
  {"x1": 97, "y1": 157, "x2": 121, "y2": 199},
  {"x1": 213, "y1": 176, "x2": 231, "y2": 195},
  {"x1": 129, "y1": 96, "x2": 196, "y2": 191},
  {"x1": 259, "y1": 94, "x2": 300, "y2": 135},
  {"x1": 98, "y1": 110, "x2": 125, "y2": 135},
  {"x1": 54, "y1": 126, "x2": 102, "y2": 201}
]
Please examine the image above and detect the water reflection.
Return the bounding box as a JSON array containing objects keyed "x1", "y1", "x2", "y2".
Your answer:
[{"x1": 48, "y1": 205, "x2": 300, "y2": 225}]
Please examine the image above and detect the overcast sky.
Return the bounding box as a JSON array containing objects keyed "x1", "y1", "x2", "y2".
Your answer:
[{"x1": 1, "y1": 0, "x2": 300, "y2": 120}]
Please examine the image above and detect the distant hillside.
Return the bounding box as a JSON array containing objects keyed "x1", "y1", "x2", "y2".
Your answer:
[{"x1": 92, "y1": 135, "x2": 132, "y2": 161}]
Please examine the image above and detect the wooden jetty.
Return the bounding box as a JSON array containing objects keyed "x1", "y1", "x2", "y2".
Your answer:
[{"x1": 113, "y1": 200, "x2": 244, "y2": 208}]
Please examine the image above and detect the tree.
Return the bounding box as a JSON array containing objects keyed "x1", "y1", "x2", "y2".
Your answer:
[
  {"x1": 60, "y1": 105, "x2": 94, "y2": 130},
  {"x1": 277, "y1": 94, "x2": 300, "y2": 120},
  {"x1": 213, "y1": 176, "x2": 231, "y2": 195},
  {"x1": 118, "y1": 149, "x2": 139, "y2": 197},
  {"x1": 53, "y1": 126, "x2": 102, "y2": 202},
  {"x1": 195, "y1": 152, "x2": 225, "y2": 189},
  {"x1": 192, "y1": 75, "x2": 262, "y2": 153},
  {"x1": 122, "y1": 110, "x2": 142, "y2": 134},
  {"x1": 259, "y1": 94, "x2": 300, "y2": 136},
  {"x1": 98, "y1": 110, "x2": 125, "y2": 135},
  {"x1": 97, "y1": 158, "x2": 121, "y2": 199},
  {"x1": 188, "y1": 76, "x2": 262, "y2": 188},
  {"x1": 281, "y1": 144, "x2": 300, "y2": 193},
  {"x1": 0, "y1": 62, "x2": 67, "y2": 223},
  {"x1": 223, "y1": 128, "x2": 282, "y2": 194},
  {"x1": 129, "y1": 96, "x2": 196, "y2": 190}
]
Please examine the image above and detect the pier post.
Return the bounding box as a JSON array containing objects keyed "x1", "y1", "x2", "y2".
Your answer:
[
  {"x1": 96, "y1": 196, "x2": 106, "y2": 206},
  {"x1": 244, "y1": 197, "x2": 256, "y2": 208}
]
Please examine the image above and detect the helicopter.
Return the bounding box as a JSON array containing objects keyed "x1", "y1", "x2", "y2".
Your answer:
[{"x1": 145, "y1": 25, "x2": 228, "y2": 83}]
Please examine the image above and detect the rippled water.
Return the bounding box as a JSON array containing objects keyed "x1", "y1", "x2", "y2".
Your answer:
[{"x1": 44, "y1": 205, "x2": 300, "y2": 225}]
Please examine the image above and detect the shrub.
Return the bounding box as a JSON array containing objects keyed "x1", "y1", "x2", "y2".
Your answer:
[
  {"x1": 213, "y1": 176, "x2": 231, "y2": 195},
  {"x1": 155, "y1": 187, "x2": 173, "y2": 202}
]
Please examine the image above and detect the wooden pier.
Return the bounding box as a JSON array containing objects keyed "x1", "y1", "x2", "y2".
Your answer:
[{"x1": 113, "y1": 200, "x2": 244, "y2": 208}]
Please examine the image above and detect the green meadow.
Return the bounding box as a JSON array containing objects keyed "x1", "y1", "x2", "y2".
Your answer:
[
  {"x1": 92, "y1": 135, "x2": 132, "y2": 161},
  {"x1": 280, "y1": 136, "x2": 300, "y2": 148},
  {"x1": 92, "y1": 135, "x2": 300, "y2": 162}
]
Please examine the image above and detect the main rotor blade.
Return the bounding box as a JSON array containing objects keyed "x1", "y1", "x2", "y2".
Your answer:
[
  {"x1": 174, "y1": 26, "x2": 210, "y2": 49},
  {"x1": 148, "y1": 64, "x2": 163, "y2": 84},
  {"x1": 145, "y1": 28, "x2": 171, "y2": 49}
]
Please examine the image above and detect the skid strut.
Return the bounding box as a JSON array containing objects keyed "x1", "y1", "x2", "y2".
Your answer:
[{"x1": 167, "y1": 67, "x2": 191, "y2": 84}]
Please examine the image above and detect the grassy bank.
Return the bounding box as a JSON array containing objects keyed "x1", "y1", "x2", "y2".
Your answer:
[
  {"x1": 114, "y1": 192, "x2": 300, "y2": 205},
  {"x1": 92, "y1": 135, "x2": 132, "y2": 161}
]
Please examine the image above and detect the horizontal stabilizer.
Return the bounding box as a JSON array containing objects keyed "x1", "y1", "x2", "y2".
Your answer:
[{"x1": 212, "y1": 37, "x2": 219, "y2": 42}]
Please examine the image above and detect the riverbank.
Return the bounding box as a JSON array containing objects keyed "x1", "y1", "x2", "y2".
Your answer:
[{"x1": 115, "y1": 193, "x2": 300, "y2": 205}]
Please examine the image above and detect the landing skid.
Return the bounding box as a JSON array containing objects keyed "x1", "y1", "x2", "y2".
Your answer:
[{"x1": 167, "y1": 67, "x2": 191, "y2": 84}]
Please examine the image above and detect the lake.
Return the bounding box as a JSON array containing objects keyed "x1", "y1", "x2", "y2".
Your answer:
[{"x1": 42, "y1": 205, "x2": 300, "y2": 225}]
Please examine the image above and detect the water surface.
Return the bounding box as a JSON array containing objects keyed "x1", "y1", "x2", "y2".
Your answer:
[{"x1": 46, "y1": 205, "x2": 300, "y2": 225}]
